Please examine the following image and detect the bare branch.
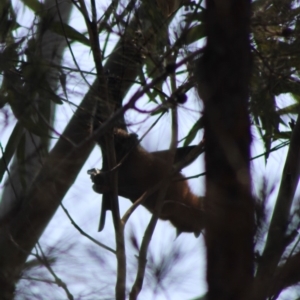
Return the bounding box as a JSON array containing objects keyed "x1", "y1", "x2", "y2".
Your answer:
[{"x1": 60, "y1": 203, "x2": 116, "y2": 254}]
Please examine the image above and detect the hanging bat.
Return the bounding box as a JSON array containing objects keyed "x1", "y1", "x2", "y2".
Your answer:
[{"x1": 88, "y1": 129, "x2": 204, "y2": 236}]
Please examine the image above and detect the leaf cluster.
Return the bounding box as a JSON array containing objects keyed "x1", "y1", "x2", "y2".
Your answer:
[{"x1": 251, "y1": 0, "x2": 300, "y2": 158}]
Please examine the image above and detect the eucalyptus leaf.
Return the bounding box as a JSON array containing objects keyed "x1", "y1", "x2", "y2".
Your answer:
[
  {"x1": 20, "y1": 0, "x2": 43, "y2": 15},
  {"x1": 184, "y1": 117, "x2": 204, "y2": 146},
  {"x1": 277, "y1": 103, "x2": 299, "y2": 115},
  {"x1": 50, "y1": 22, "x2": 90, "y2": 46},
  {"x1": 273, "y1": 131, "x2": 292, "y2": 140},
  {"x1": 188, "y1": 294, "x2": 207, "y2": 300},
  {"x1": 184, "y1": 24, "x2": 205, "y2": 45}
]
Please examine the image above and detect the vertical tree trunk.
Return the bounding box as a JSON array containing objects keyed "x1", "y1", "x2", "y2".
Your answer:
[{"x1": 198, "y1": 1, "x2": 254, "y2": 299}]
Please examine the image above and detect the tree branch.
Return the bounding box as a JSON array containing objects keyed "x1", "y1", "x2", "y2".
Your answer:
[{"x1": 254, "y1": 109, "x2": 300, "y2": 300}]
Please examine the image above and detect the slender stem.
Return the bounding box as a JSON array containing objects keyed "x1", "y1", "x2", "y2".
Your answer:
[{"x1": 60, "y1": 203, "x2": 116, "y2": 254}]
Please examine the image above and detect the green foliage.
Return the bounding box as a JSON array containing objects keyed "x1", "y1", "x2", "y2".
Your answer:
[
  {"x1": 184, "y1": 117, "x2": 203, "y2": 146},
  {"x1": 20, "y1": 0, "x2": 43, "y2": 15},
  {"x1": 184, "y1": 24, "x2": 205, "y2": 45},
  {"x1": 0, "y1": 1, "x2": 19, "y2": 43},
  {"x1": 250, "y1": 0, "x2": 300, "y2": 159},
  {"x1": 189, "y1": 295, "x2": 207, "y2": 300},
  {"x1": 1, "y1": 0, "x2": 299, "y2": 185}
]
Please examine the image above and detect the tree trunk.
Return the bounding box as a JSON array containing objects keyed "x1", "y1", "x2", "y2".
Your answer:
[{"x1": 198, "y1": 1, "x2": 254, "y2": 299}]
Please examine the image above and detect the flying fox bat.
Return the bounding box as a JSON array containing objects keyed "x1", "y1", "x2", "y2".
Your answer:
[{"x1": 89, "y1": 129, "x2": 204, "y2": 236}]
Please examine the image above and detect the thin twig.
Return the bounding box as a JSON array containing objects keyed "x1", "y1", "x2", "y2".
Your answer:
[
  {"x1": 35, "y1": 242, "x2": 74, "y2": 300},
  {"x1": 60, "y1": 203, "x2": 116, "y2": 254},
  {"x1": 121, "y1": 182, "x2": 164, "y2": 226}
]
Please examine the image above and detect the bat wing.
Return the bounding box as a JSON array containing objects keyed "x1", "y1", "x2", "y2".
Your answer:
[
  {"x1": 98, "y1": 193, "x2": 112, "y2": 231},
  {"x1": 152, "y1": 145, "x2": 197, "y2": 164}
]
